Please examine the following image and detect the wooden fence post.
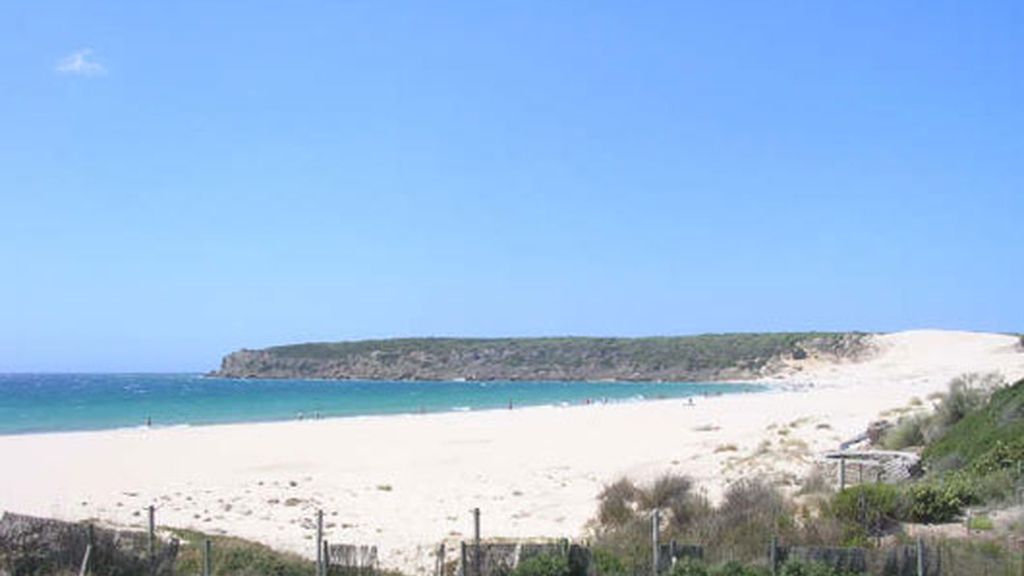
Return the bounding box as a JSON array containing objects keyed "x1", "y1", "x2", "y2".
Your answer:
[
  {"x1": 316, "y1": 510, "x2": 324, "y2": 576},
  {"x1": 839, "y1": 458, "x2": 846, "y2": 491},
  {"x1": 203, "y1": 538, "x2": 212, "y2": 576},
  {"x1": 460, "y1": 541, "x2": 468, "y2": 576},
  {"x1": 87, "y1": 523, "x2": 94, "y2": 568},
  {"x1": 323, "y1": 539, "x2": 330, "y2": 576},
  {"x1": 473, "y1": 508, "x2": 481, "y2": 576},
  {"x1": 651, "y1": 509, "x2": 660, "y2": 576},
  {"x1": 147, "y1": 505, "x2": 156, "y2": 576},
  {"x1": 916, "y1": 537, "x2": 925, "y2": 576},
  {"x1": 437, "y1": 543, "x2": 446, "y2": 576},
  {"x1": 78, "y1": 544, "x2": 92, "y2": 576}
]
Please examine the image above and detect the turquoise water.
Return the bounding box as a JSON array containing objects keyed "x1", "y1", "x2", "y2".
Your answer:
[{"x1": 0, "y1": 374, "x2": 765, "y2": 435}]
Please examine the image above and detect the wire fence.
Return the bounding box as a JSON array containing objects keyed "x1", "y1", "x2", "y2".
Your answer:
[
  {"x1": 0, "y1": 511, "x2": 176, "y2": 576},
  {"x1": 4, "y1": 507, "x2": 1023, "y2": 576}
]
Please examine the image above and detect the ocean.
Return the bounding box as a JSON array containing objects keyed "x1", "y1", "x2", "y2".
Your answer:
[{"x1": 0, "y1": 373, "x2": 765, "y2": 435}]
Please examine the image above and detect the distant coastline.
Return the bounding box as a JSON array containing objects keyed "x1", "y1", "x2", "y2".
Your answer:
[{"x1": 210, "y1": 332, "x2": 872, "y2": 381}]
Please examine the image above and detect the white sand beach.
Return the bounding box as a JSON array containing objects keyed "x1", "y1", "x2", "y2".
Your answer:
[{"x1": 1, "y1": 330, "x2": 1021, "y2": 573}]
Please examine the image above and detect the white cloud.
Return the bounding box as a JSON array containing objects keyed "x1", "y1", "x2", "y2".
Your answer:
[{"x1": 56, "y1": 49, "x2": 106, "y2": 76}]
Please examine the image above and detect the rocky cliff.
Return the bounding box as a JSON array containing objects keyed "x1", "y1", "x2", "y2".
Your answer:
[{"x1": 211, "y1": 333, "x2": 872, "y2": 381}]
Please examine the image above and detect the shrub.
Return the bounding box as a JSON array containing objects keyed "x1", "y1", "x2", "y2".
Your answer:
[
  {"x1": 171, "y1": 529, "x2": 313, "y2": 576},
  {"x1": 511, "y1": 555, "x2": 570, "y2": 576},
  {"x1": 829, "y1": 485, "x2": 901, "y2": 537},
  {"x1": 779, "y1": 560, "x2": 863, "y2": 576},
  {"x1": 643, "y1": 474, "x2": 704, "y2": 531},
  {"x1": 934, "y1": 373, "x2": 1002, "y2": 431},
  {"x1": 708, "y1": 560, "x2": 769, "y2": 576},
  {"x1": 797, "y1": 468, "x2": 833, "y2": 496},
  {"x1": 928, "y1": 453, "x2": 966, "y2": 475},
  {"x1": 643, "y1": 475, "x2": 694, "y2": 510},
  {"x1": 598, "y1": 479, "x2": 640, "y2": 526},
  {"x1": 596, "y1": 473, "x2": 710, "y2": 539},
  {"x1": 968, "y1": 515, "x2": 994, "y2": 531},
  {"x1": 969, "y1": 468, "x2": 1017, "y2": 503},
  {"x1": 902, "y1": 483, "x2": 966, "y2": 523},
  {"x1": 591, "y1": 548, "x2": 628, "y2": 576},
  {"x1": 593, "y1": 476, "x2": 787, "y2": 567},
  {"x1": 669, "y1": 557, "x2": 709, "y2": 576},
  {"x1": 969, "y1": 438, "x2": 1024, "y2": 476},
  {"x1": 794, "y1": 503, "x2": 846, "y2": 547},
  {"x1": 882, "y1": 415, "x2": 927, "y2": 449},
  {"x1": 708, "y1": 480, "x2": 794, "y2": 560},
  {"x1": 590, "y1": 518, "x2": 649, "y2": 576}
]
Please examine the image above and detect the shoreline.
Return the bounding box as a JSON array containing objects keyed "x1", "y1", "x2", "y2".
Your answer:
[
  {"x1": 0, "y1": 377, "x2": 766, "y2": 437},
  {"x1": 0, "y1": 391, "x2": 761, "y2": 440},
  {"x1": 1, "y1": 330, "x2": 1021, "y2": 574}
]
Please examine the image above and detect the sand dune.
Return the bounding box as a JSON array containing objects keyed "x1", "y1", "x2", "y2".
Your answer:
[{"x1": 1, "y1": 330, "x2": 1021, "y2": 573}]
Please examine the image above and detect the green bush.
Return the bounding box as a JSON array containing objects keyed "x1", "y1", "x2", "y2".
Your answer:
[
  {"x1": 511, "y1": 555, "x2": 570, "y2": 576},
  {"x1": 591, "y1": 548, "x2": 628, "y2": 576},
  {"x1": 968, "y1": 515, "x2": 994, "y2": 531},
  {"x1": 669, "y1": 557, "x2": 709, "y2": 576},
  {"x1": 171, "y1": 529, "x2": 313, "y2": 576},
  {"x1": 707, "y1": 560, "x2": 769, "y2": 576},
  {"x1": 935, "y1": 373, "x2": 1002, "y2": 430},
  {"x1": 902, "y1": 482, "x2": 969, "y2": 523},
  {"x1": 928, "y1": 453, "x2": 966, "y2": 474},
  {"x1": 969, "y1": 438, "x2": 1024, "y2": 476},
  {"x1": 829, "y1": 485, "x2": 902, "y2": 537},
  {"x1": 830, "y1": 479, "x2": 973, "y2": 526},
  {"x1": 882, "y1": 415, "x2": 927, "y2": 449},
  {"x1": 779, "y1": 560, "x2": 864, "y2": 576},
  {"x1": 968, "y1": 468, "x2": 1017, "y2": 503}
]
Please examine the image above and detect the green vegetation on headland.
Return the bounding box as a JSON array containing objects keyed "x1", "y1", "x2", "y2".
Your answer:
[{"x1": 211, "y1": 333, "x2": 870, "y2": 381}]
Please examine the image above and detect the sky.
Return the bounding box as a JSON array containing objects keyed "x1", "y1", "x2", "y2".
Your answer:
[{"x1": 1, "y1": 1, "x2": 1021, "y2": 372}]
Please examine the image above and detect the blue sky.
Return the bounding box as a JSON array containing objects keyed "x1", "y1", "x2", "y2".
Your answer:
[{"x1": 1, "y1": 1, "x2": 1021, "y2": 372}]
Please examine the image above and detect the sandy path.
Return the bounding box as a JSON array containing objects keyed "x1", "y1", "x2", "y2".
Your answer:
[{"x1": 1, "y1": 330, "x2": 1021, "y2": 573}]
